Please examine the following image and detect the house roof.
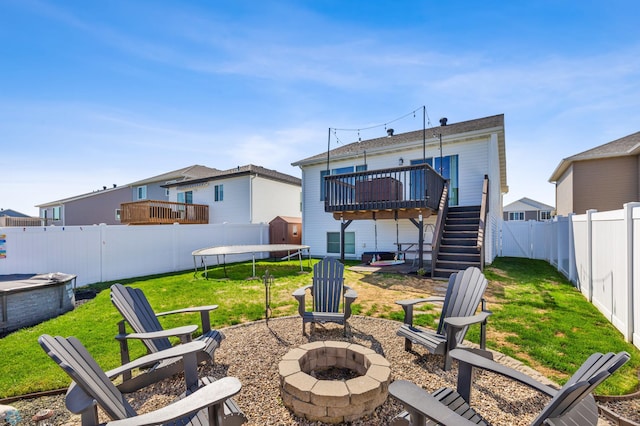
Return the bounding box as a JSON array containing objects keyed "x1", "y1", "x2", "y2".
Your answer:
[
  {"x1": 0, "y1": 209, "x2": 30, "y2": 218},
  {"x1": 36, "y1": 185, "x2": 129, "y2": 208},
  {"x1": 503, "y1": 197, "x2": 554, "y2": 212},
  {"x1": 128, "y1": 164, "x2": 219, "y2": 186},
  {"x1": 165, "y1": 164, "x2": 302, "y2": 188},
  {"x1": 291, "y1": 114, "x2": 507, "y2": 193},
  {"x1": 549, "y1": 131, "x2": 640, "y2": 182},
  {"x1": 36, "y1": 165, "x2": 220, "y2": 207}
]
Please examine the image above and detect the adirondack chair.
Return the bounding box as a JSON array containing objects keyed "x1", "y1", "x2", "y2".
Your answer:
[
  {"x1": 390, "y1": 348, "x2": 630, "y2": 426},
  {"x1": 292, "y1": 257, "x2": 357, "y2": 336},
  {"x1": 110, "y1": 283, "x2": 225, "y2": 392},
  {"x1": 38, "y1": 334, "x2": 247, "y2": 426},
  {"x1": 396, "y1": 266, "x2": 492, "y2": 370}
]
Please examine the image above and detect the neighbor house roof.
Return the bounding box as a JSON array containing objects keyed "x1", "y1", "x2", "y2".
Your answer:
[
  {"x1": 291, "y1": 114, "x2": 507, "y2": 193},
  {"x1": 128, "y1": 165, "x2": 219, "y2": 186},
  {"x1": 549, "y1": 131, "x2": 640, "y2": 182},
  {"x1": 0, "y1": 209, "x2": 30, "y2": 218},
  {"x1": 36, "y1": 165, "x2": 219, "y2": 207},
  {"x1": 504, "y1": 197, "x2": 554, "y2": 212},
  {"x1": 165, "y1": 164, "x2": 302, "y2": 188}
]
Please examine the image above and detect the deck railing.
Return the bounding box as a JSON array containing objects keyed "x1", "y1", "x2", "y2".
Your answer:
[
  {"x1": 477, "y1": 175, "x2": 489, "y2": 270},
  {"x1": 120, "y1": 200, "x2": 209, "y2": 225},
  {"x1": 0, "y1": 216, "x2": 43, "y2": 227},
  {"x1": 323, "y1": 164, "x2": 445, "y2": 213}
]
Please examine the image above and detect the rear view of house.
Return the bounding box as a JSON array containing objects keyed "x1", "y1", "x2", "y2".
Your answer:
[{"x1": 292, "y1": 114, "x2": 507, "y2": 278}]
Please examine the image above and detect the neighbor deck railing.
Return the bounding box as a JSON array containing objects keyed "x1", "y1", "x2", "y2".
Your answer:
[{"x1": 120, "y1": 200, "x2": 209, "y2": 225}]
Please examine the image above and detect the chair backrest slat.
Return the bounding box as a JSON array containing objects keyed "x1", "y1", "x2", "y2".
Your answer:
[
  {"x1": 531, "y1": 351, "x2": 630, "y2": 426},
  {"x1": 312, "y1": 258, "x2": 344, "y2": 313},
  {"x1": 38, "y1": 334, "x2": 137, "y2": 420},
  {"x1": 438, "y1": 267, "x2": 488, "y2": 344},
  {"x1": 111, "y1": 284, "x2": 173, "y2": 353}
]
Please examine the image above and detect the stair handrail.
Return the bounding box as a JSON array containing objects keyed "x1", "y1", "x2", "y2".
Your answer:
[
  {"x1": 430, "y1": 181, "x2": 449, "y2": 278},
  {"x1": 477, "y1": 175, "x2": 489, "y2": 270}
]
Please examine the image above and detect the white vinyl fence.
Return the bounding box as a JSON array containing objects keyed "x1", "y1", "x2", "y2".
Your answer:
[
  {"x1": 0, "y1": 223, "x2": 269, "y2": 287},
  {"x1": 500, "y1": 202, "x2": 640, "y2": 349}
]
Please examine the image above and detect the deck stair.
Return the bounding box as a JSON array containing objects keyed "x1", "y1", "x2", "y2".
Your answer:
[{"x1": 432, "y1": 205, "x2": 482, "y2": 279}]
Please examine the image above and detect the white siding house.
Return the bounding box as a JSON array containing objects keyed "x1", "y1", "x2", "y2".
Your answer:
[
  {"x1": 165, "y1": 165, "x2": 302, "y2": 225},
  {"x1": 292, "y1": 114, "x2": 507, "y2": 267}
]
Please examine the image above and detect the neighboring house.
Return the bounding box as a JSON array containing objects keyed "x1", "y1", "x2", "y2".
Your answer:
[
  {"x1": 549, "y1": 131, "x2": 640, "y2": 216},
  {"x1": 0, "y1": 209, "x2": 42, "y2": 227},
  {"x1": 292, "y1": 114, "x2": 507, "y2": 277},
  {"x1": 503, "y1": 197, "x2": 554, "y2": 222},
  {"x1": 164, "y1": 164, "x2": 302, "y2": 225},
  {"x1": 36, "y1": 165, "x2": 217, "y2": 226}
]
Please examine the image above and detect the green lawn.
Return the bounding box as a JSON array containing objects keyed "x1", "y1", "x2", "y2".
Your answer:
[{"x1": 0, "y1": 257, "x2": 638, "y2": 399}]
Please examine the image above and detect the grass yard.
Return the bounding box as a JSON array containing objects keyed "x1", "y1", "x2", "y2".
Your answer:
[{"x1": 0, "y1": 257, "x2": 638, "y2": 399}]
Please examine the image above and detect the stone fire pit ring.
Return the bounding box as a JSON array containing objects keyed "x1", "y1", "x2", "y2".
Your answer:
[{"x1": 278, "y1": 341, "x2": 391, "y2": 424}]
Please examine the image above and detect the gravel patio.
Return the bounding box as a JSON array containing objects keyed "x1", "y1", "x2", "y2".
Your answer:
[{"x1": 12, "y1": 315, "x2": 632, "y2": 425}]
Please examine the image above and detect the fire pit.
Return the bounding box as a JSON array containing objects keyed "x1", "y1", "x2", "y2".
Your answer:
[{"x1": 278, "y1": 341, "x2": 391, "y2": 423}]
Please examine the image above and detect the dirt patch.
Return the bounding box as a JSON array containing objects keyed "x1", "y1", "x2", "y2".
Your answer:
[{"x1": 343, "y1": 268, "x2": 447, "y2": 317}]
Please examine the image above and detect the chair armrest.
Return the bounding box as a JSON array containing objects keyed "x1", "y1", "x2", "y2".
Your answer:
[
  {"x1": 115, "y1": 325, "x2": 198, "y2": 343},
  {"x1": 106, "y1": 376, "x2": 242, "y2": 426},
  {"x1": 155, "y1": 305, "x2": 218, "y2": 316},
  {"x1": 105, "y1": 341, "x2": 207, "y2": 381},
  {"x1": 395, "y1": 297, "x2": 443, "y2": 308},
  {"x1": 396, "y1": 298, "x2": 439, "y2": 326},
  {"x1": 389, "y1": 380, "x2": 477, "y2": 426},
  {"x1": 443, "y1": 311, "x2": 492, "y2": 329},
  {"x1": 155, "y1": 305, "x2": 218, "y2": 334},
  {"x1": 450, "y1": 348, "x2": 558, "y2": 404},
  {"x1": 292, "y1": 285, "x2": 312, "y2": 298},
  {"x1": 293, "y1": 285, "x2": 312, "y2": 317},
  {"x1": 344, "y1": 285, "x2": 358, "y2": 301}
]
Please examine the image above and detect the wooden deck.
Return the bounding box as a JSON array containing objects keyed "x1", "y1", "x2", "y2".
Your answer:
[
  {"x1": 120, "y1": 200, "x2": 208, "y2": 225},
  {"x1": 323, "y1": 164, "x2": 445, "y2": 220}
]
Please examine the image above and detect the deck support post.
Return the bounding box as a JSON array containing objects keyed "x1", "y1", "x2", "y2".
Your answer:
[
  {"x1": 340, "y1": 219, "x2": 353, "y2": 262},
  {"x1": 409, "y1": 214, "x2": 424, "y2": 269}
]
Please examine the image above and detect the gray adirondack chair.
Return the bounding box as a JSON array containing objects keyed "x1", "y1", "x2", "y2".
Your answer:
[
  {"x1": 292, "y1": 257, "x2": 357, "y2": 336},
  {"x1": 38, "y1": 334, "x2": 247, "y2": 426},
  {"x1": 390, "y1": 348, "x2": 630, "y2": 426},
  {"x1": 110, "y1": 283, "x2": 225, "y2": 392},
  {"x1": 396, "y1": 266, "x2": 492, "y2": 370}
]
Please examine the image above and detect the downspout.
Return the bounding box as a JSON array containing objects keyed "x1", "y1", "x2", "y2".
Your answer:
[{"x1": 249, "y1": 174, "x2": 257, "y2": 223}]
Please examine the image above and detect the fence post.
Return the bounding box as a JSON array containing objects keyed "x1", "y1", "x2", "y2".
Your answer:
[
  {"x1": 586, "y1": 209, "x2": 597, "y2": 302},
  {"x1": 624, "y1": 203, "x2": 640, "y2": 342},
  {"x1": 568, "y1": 213, "x2": 576, "y2": 285},
  {"x1": 100, "y1": 223, "x2": 107, "y2": 284}
]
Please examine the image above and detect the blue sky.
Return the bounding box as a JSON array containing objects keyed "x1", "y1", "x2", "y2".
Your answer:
[{"x1": 2, "y1": 1, "x2": 639, "y2": 216}]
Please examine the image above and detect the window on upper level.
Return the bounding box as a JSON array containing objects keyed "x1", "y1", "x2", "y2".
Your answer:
[
  {"x1": 214, "y1": 184, "x2": 224, "y2": 202},
  {"x1": 509, "y1": 211, "x2": 525, "y2": 221},
  {"x1": 115, "y1": 209, "x2": 121, "y2": 221},
  {"x1": 52, "y1": 206, "x2": 61, "y2": 220},
  {"x1": 136, "y1": 185, "x2": 147, "y2": 200},
  {"x1": 177, "y1": 191, "x2": 193, "y2": 204},
  {"x1": 320, "y1": 165, "x2": 365, "y2": 201}
]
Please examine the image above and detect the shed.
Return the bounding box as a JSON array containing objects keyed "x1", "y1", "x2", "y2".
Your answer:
[{"x1": 269, "y1": 216, "x2": 302, "y2": 257}]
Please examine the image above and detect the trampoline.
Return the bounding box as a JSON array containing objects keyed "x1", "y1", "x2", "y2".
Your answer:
[{"x1": 192, "y1": 244, "x2": 311, "y2": 278}]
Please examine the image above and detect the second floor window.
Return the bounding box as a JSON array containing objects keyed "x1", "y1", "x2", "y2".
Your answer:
[
  {"x1": 215, "y1": 184, "x2": 224, "y2": 202},
  {"x1": 52, "y1": 206, "x2": 61, "y2": 220},
  {"x1": 115, "y1": 209, "x2": 121, "y2": 221},
  {"x1": 320, "y1": 165, "x2": 366, "y2": 201},
  {"x1": 177, "y1": 191, "x2": 193, "y2": 204},
  {"x1": 136, "y1": 185, "x2": 147, "y2": 200}
]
